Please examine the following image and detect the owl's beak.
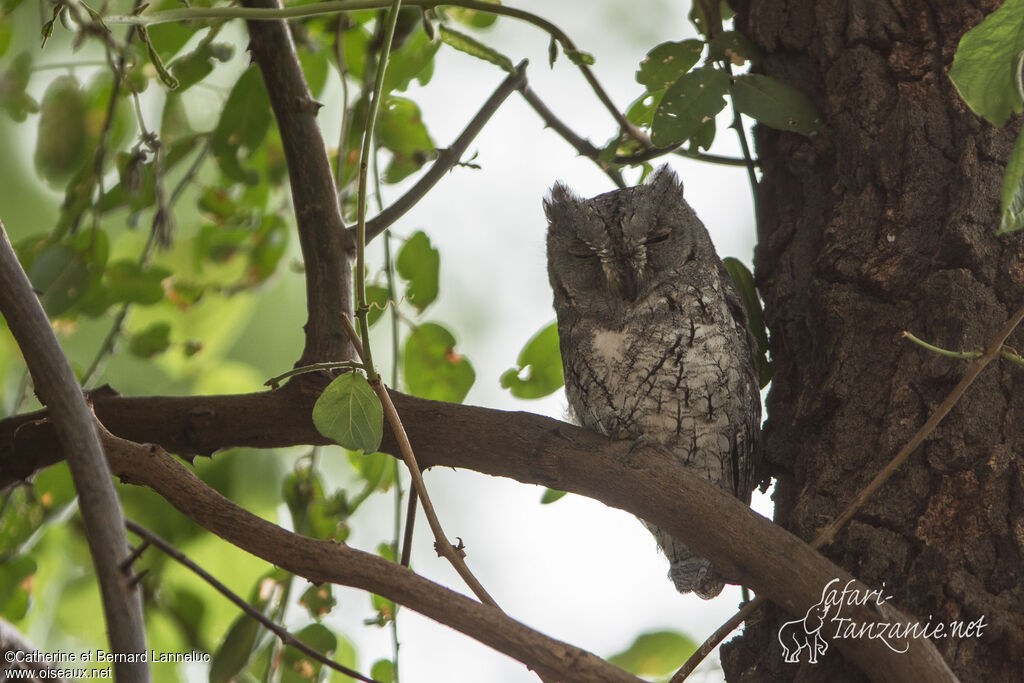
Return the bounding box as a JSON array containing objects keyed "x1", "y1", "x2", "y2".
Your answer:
[{"x1": 605, "y1": 266, "x2": 639, "y2": 301}]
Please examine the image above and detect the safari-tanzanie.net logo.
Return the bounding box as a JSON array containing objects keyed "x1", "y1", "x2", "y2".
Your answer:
[{"x1": 777, "y1": 578, "x2": 986, "y2": 664}]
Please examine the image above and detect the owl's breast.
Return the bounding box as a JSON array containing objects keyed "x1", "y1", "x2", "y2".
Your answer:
[{"x1": 561, "y1": 285, "x2": 748, "y2": 464}]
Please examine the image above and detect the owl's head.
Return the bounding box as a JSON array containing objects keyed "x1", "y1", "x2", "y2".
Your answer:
[{"x1": 545, "y1": 166, "x2": 713, "y2": 317}]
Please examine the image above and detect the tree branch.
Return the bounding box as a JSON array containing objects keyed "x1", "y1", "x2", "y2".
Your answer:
[
  {"x1": 242, "y1": 0, "x2": 354, "y2": 366},
  {"x1": 0, "y1": 220, "x2": 149, "y2": 683},
  {"x1": 0, "y1": 380, "x2": 954, "y2": 682},
  {"x1": 99, "y1": 429, "x2": 642, "y2": 683}
]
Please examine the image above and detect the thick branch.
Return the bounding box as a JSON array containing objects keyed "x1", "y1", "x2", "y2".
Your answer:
[
  {"x1": 100, "y1": 429, "x2": 642, "y2": 683},
  {"x1": 242, "y1": 0, "x2": 354, "y2": 365},
  {"x1": 0, "y1": 382, "x2": 954, "y2": 682},
  {"x1": 0, "y1": 221, "x2": 148, "y2": 682}
]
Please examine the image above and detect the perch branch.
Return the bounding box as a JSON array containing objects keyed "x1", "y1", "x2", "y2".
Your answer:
[
  {"x1": 0, "y1": 219, "x2": 148, "y2": 683},
  {"x1": 0, "y1": 379, "x2": 956, "y2": 682}
]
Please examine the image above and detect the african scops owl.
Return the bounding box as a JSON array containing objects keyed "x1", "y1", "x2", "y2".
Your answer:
[{"x1": 545, "y1": 166, "x2": 760, "y2": 599}]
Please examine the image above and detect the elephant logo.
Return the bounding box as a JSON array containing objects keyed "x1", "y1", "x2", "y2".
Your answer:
[{"x1": 778, "y1": 598, "x2": 831, "y2": 664}]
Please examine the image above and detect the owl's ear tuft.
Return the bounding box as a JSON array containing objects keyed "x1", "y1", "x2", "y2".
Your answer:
[
  {"x1": 648, "y1": 164, "x2": 683, "y2": 197},
  {"x1": 544, "y1": 182, "x2": 579, "y2": 222}
]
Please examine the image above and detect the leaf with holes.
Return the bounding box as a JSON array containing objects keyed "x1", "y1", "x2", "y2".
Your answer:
[
  {"x1": 651, "y1": 67, "x2": 730, "y2": 147},
  {"x1": 636, "y1": 40, "x2": 703, "y2": 92},
  {"x1": 313, "y1": 373, "x2": 383, "y2": 454},
  {"x1": 396, "y1": 230, "x2": 439, "y2": 311},
  {"x1": 500, "y1": 321, "x2": 564, "y2": 399}
]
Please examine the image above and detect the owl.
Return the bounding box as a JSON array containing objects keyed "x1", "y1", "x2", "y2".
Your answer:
[{"x1": 545, "y1": 166, "x2": 760, "y2": 599}]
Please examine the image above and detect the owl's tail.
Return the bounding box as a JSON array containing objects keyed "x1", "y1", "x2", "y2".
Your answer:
[{"x1": 643, "y1": 521, "x2": 725, "y2": 599}]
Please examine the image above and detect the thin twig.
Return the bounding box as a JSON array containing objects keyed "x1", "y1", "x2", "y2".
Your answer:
[
  {"x1": 670, "y1": 597, "x2": 762, "y2": 682},
  {"x1": 339, "y1": 314, "x2": 500, "y2": 608},
  {"x1": 518, "y1": 83, "x2": 625, "y2": 189},
  {"x1": 124, "y1": 520, "x2": 379, "y2": 683},
  {"x1": 814, "y1": 304, "x2": 1024, "y2": 549},
  {"x1": 363, "y1": 61, "x2": 528, "y2": 242},
  {"x1": 354, "y1": 0, "x2": 405, "y2": 377},
  {"x1": 671, "y1": 304, "x2": 1024, "y2": 680},
  {"x1": 264, "y1": 361, "x2": 365, "y2": 388}
]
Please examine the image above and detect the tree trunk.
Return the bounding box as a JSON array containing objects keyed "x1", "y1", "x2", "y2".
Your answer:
[{"x1": 723, "y1": 2, "x2": 1024, "y2": 681}]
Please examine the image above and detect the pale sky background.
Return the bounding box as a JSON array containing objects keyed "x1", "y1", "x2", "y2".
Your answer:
[{"x1": 3, "y1": 1, "x2": 772, "y2": 681}]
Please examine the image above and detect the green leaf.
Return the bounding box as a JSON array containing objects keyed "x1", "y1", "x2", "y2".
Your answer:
[
  {"x1": 313, "y1": 373, "x2": 384, "y2": 453},
  {"x1": 395, "y1": 230, "x2": 439, "y2": 311},
  {"x1": 949, "y1": 0, "x2": 1024, "y2": 127},
  {"x1": 625, "y1": 90, "x2": 665, "y2": 128},
  {"x1": 28, "y1": 230, "x2": 107, "y2": 317},
  {"x1": 636, "y1": 40, "x2": 703, "y2": 92},
  {"x1": 403, "y1": 322, "x2": 475, "y2": 403},
  {"x1": 540, "y1": 488, "x2": 567, "y2": 504},
  {"x1": 0, "y1": 15, "x2": 12, "y2": 58},
  {"x1": 212, "y1": 66, "x2": 273, "y2": 185},
  {"x1": 377, "y1": 96, "x2": 435, "y2": 183},
  {"x1": 445, "y1": 3, "x2": 500, "y2": 28},
  {"x1": 500, "y1": 321, "x2": 564, "y2": 399},
  {"x1": 209, "y1": 614, "x2": 261, "y2": 683},
  {"x1": 34, "y1": 75, "x2": 88, "y2": 186},
  {"x1": 383, "y1": 29, "x2": 440, "y2": 93},
  {"x1": 566, "y1": 49, "x2": 595, "y2": 66},
  {"x1": 129, "y1": 321, "x2": 172, "y2": 358},
  {"x1": 299, "y1": 47, "x2": 329, "y2": 98},
  {"x1": 280, "y1": 624, "x2": 337, "y2": 683},
  {"x1": 298, "y1": 584, "x2": 336, "y2": 620},
  {"x1": 0, "y1": 556, "x2": 36, "y2": 620},
  {"x1": 723, "y1": 257, "x2": 772, "y2": 388},
  {"x1": 140, "y1": 27, "x2": 179, "y2": 89},
  {"x1": 169, "y1": 42, "x2": 234, "y2": 92},
  {"x1": 608, "y1": 630, "x2": 699, "y2": 677},
  {"x1": 40, "y1": 3, "x2": 61, "y2": 48},
  {"x1": 348, "y1": 451, "x2": 394, "y2": 492},
  {"x1": 439, "y1": 24, "x2": 514, "y2": 72},
  {"x1": 651, "y1": 67, "x2": 730, "y2": 147},
  {"x1": 247, "y1": 214, "x2": 289, "y2": 284},
  {"x1": 0, "y1": 52, "x2": 40, "y2": 122},
  {"x1": 104, "y1": 261, "x2": 171, "y2": 305},
  {"x1": 370, "y1": 659, "x2": 396, "y2": 683},
  {"x1": 730, "y1": 73, "x2": 820, "y2": 137},
  {"x1": 1000, "y1": 128, "x2": 1024, "y2": 233}
]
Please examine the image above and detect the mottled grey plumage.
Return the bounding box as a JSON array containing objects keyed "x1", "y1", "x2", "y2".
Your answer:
[{"x1": 545, "y1": 166, "x2": 760, "y2": 599}]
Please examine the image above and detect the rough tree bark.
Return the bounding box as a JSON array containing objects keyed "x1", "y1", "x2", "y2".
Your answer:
[{"x1": 723, "y1": 2, "x2": 1024, "y2": 681}]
